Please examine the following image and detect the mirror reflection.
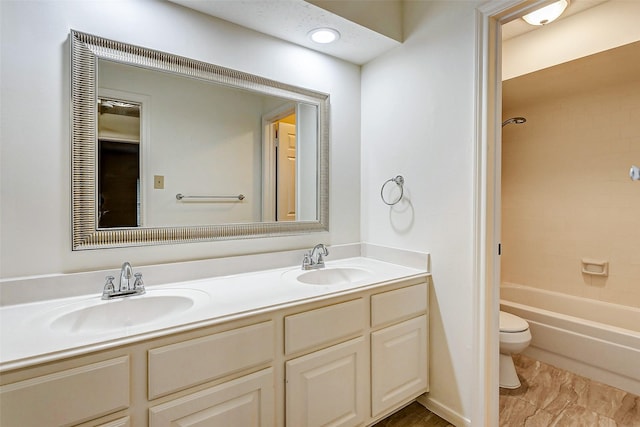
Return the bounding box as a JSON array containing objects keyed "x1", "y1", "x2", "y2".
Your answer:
[
  {"x1": 98, "y1": 97, "x2": 141, "y2": 228},
  {"x1": 71, "y1": 30, "x2": 328, "y2": 249},
  {"x1": 97, "y1": 59, "x2": 318, "y2": 229}
]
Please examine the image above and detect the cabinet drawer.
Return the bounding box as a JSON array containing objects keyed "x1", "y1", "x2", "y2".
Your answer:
[
  {"x1": 0, "y1": 356, "x2": 129, "y2": 427},
  {"x1": 149, "y1": 368, "x2": 274, "y2": 427},
  {"x1": 148, "y1": 321, "x2": 274, "y2": 399},
  {"x1": 371, "y1": 283, "x2": 427, "y2": 327},
  {"x1": 285, "y1": 299, "x2": 365, "y2": 355}
]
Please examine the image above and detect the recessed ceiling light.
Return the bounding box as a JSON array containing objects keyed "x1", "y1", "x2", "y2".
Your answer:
[
  {"x1": 308, "y1": 28, "x2": 340, "y2": 44},
  {"x1": 523, "y1": 0, "x2": 569, "y2": 26}
]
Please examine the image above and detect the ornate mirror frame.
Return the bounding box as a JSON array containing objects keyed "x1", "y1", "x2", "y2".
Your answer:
[{"x1": 71, "y1": 30, "x2": 329, "y2": 250}]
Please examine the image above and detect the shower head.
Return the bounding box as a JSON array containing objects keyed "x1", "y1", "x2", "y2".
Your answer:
[{"x1": 502, "y1": 117, "x2": 527, "y2": 127}]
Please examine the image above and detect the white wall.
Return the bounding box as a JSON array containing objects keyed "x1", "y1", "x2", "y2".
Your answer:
[
  {"x1": 99, "y1": 60, "x2": 271, "y2": 226},
  {"x1": 361, "y1": 1, "x2": 482, "y2": 423},
  {"x1": 0, "y1": 0, "x2": 361, "y2": 278}
]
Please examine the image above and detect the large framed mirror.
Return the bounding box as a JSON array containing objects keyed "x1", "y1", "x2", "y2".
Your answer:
[{"x1": 71, "y1": 30, "x2": 329, "y2": 250}]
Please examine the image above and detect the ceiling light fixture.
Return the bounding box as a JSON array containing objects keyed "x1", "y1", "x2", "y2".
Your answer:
[
  {"x1": 308, "y1": 28, "x2": 340, "y2": 44},
  {"x1": 523, "y1": 0, "x2": 569, "y2": 26}
]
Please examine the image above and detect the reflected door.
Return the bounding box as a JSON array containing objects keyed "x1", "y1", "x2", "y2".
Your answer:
[{"x1": 277, "y1": 122, "x2": 296, "y2": 221}]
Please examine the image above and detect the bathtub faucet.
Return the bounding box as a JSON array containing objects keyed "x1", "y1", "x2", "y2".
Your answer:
[{"x1": 102, "y1": 262, "x2": 146, "y2": 300}]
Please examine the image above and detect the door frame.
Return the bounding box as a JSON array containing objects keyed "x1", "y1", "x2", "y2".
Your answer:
[
  {"x1": 473, "y1": 1, "x2": 551, "y2": 425},
  {"x1": 97, "y1": 88, "x2": 151, "y2": 226},
  {"x1": 261, "y1": 104, "x2": 296, "y2": 221}
]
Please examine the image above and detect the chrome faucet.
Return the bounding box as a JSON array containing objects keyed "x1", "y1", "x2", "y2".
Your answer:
[
  {"x1": 119, "y1": 261, "x2": 133, "y2": 292},
  {"x1": 302, "y1": 244, "x2": 329, "y2": 270},
  {"x1": 102, "y1": 262, "x2": 145, "y2": 299}
]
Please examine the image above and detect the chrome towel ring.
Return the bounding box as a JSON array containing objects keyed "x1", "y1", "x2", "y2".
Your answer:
[{"x1": 381, "y1": 175, "x2": 405, "y2": 206}]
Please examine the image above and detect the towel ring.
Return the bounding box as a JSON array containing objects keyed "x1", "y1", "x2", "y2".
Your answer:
[{"x1": 381, "y1": 175, "x2": 404, "y2": 206}]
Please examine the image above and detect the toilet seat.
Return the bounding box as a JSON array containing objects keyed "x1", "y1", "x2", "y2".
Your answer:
[{"x1": 500, "y1": 311, "x2": 528, "y2": 333}]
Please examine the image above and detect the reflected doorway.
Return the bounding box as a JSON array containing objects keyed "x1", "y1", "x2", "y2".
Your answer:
[
  {"x1": 276, "y1": 115, "x2": 297, "y2": 221},
  {"x1": 97, "y1": 97, "x2": 141, "y2": 228},
  {"x1": 262, "y1": 105, "x2": 298, "y2": 222},
  {"x1": 262, "y1": 101, "x2": 319, "y2": 223},
  {"x1": 98, "y1": 140, "x2": 139, "y2": 227}
]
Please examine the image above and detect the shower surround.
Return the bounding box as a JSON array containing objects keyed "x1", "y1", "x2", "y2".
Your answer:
[{"x1": 502, "y1": 41, "x2": 640, "y2": 309}]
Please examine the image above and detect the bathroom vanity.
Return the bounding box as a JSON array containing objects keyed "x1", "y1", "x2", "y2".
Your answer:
[{"x1": 0, "y1": 255, "x2": 429, "y2": 427}]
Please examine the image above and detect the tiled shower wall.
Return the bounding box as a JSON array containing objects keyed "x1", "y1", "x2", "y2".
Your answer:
[{"x1": 501, "y1": 55, "x2": 640, "y2": 308}]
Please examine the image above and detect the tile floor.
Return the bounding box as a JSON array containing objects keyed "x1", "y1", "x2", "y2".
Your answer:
[
  {"x1": 373, "y1": 354, "x2": 640, "y2": 426},
  {"x1": 500, "y1": 354, "x2": 640, "y2": 426}
]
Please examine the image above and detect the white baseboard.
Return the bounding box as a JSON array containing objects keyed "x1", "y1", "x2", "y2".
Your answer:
[{"x1": 416, "y1": 394, "x2": 470, "y2": 427}]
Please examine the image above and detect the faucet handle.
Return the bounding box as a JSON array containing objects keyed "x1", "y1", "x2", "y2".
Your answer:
[
  {"x1": 302, "y1": 252, "x2": 312, "y2": 270},
  {"x1": 102, "y1": 276, "x2": 115, "y2": 300},
  {"x1": 133, "y1": 273, "x2": 146, "y2": 295},
  {"x1": 104, "y1": 275, "x2": 115, "y2": 288}
]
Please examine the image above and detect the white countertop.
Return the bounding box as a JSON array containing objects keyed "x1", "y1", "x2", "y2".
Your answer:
[{"x1": 0, "y1": 256, "x2": 427, "y2": 371}]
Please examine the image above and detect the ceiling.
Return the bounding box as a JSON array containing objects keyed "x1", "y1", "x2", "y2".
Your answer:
[
  {"x1": 167, "y1": 0, "x2": 610, "y2": 65},
  {"x1": 167, "y1": 0, "x2": 401, "y2": 65},
  {"x1": 502, "y1": 0, "x2": 609, "y2": 40},
  {"x1": 503, "y1": 40, "x2": 640, "y2": 109}
]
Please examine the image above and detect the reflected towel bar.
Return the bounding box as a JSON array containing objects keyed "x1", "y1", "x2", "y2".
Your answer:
[{"x1": 176, "y1": 193, "x2": 245, "y2": 201}]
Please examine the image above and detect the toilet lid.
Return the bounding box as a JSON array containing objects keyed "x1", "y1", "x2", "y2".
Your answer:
[{"x1": 499, "y1": 311, "x2": 529, "y2": 332}]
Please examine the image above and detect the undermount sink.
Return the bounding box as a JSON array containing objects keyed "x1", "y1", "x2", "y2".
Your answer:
[
  {"x1": 283, "y1": 266, "x2": 373, "y2": 286},
  {"x1": 48, "y1": 289, "x2": 209, "y2": 333}
]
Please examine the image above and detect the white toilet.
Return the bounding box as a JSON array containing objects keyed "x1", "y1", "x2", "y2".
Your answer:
[{"x1": 499, "y1": 311, "x2": 531, "y2": 389}]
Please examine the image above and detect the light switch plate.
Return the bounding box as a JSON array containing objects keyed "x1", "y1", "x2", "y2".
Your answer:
[{"x1": 154, "y1": 175, "x2": 164, "y2": 189}]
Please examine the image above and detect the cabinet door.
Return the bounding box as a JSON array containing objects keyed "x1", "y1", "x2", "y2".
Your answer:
[
  {"x1": 371, "y1": 315, "x2": 428, "y2": 417},
  {"x1": 286, "y1": 337, "x2": 367, "y2": 427},
  {"x1": 149, "y1": 368, "x2": 274, "y2": 427},
  {"x1": 94, "y1": 417, "x2": 130, "y2": 427}
]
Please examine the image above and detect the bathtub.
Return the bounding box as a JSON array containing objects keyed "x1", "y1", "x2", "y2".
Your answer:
[{"x1": 500, "y1": 283, "x2": 640, "y2": 395}]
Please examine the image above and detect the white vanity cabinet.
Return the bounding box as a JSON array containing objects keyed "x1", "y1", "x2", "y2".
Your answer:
[
  {"x1": 283, "y1": 281, "x2": 429, "y2": 426},
  {"x1": 284, "y1": 299, "x2": 367, "y2": 427},
  {"x1": 0, "y1": 275, "x2": 429, "y2": 427},
  {"x1": 370, "y1": 283, "x2": 429, "y2": 418},
  {"x1": 147, "y1": 321, "x2": 276, "y2": 427},
  {"x1": 0, "y1": 319, "x2": 277, "y2": 427}
]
